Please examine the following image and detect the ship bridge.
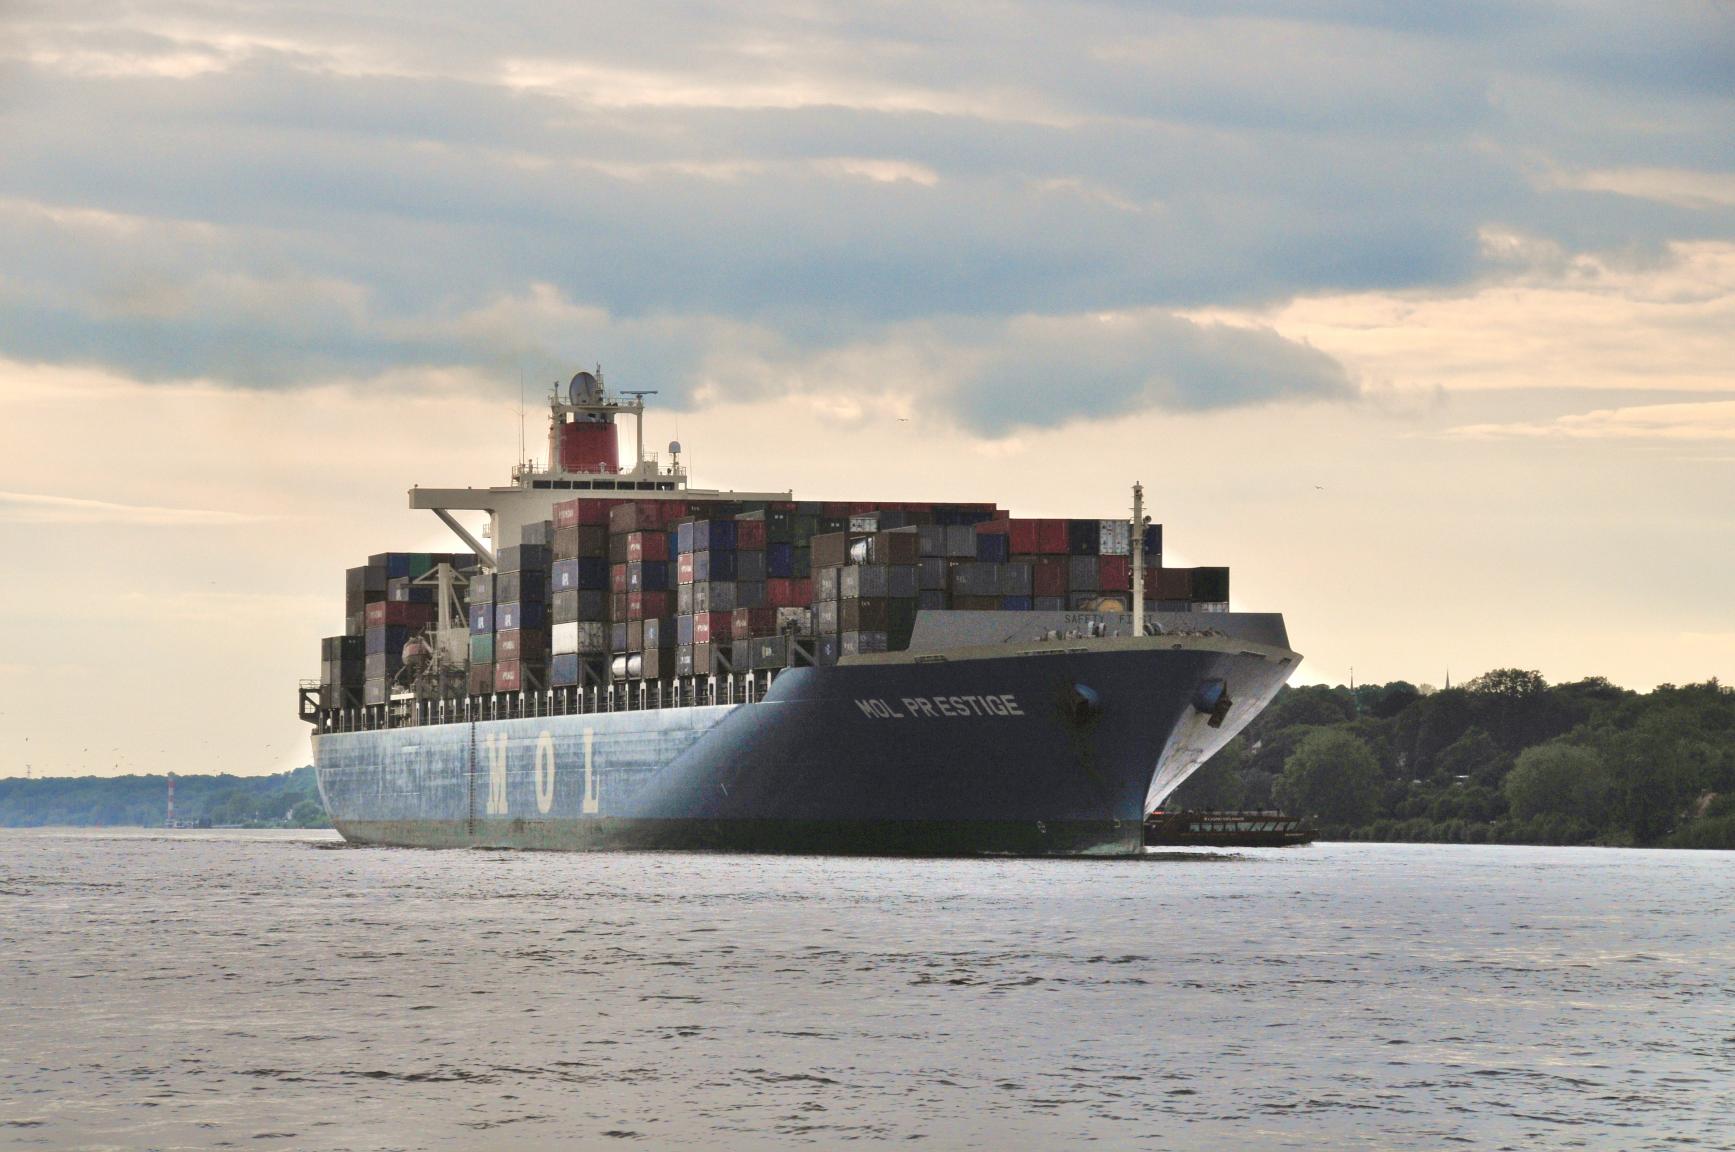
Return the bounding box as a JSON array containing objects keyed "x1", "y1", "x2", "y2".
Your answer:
[{"x1": 410, "y1": 370, "x2": 790, "y2": 567}]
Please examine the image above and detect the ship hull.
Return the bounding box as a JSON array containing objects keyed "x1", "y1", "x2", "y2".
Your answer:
[{"x1": 313, "y1": 637, "x2": 1296, "y2": 857}]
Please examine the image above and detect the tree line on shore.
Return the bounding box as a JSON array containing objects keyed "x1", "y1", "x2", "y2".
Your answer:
[
  {"x1": 1169, "y1": 671, "x2": 1735, "y2": 849},
  {"x1": 0, "y1": 766, "x2": 326, "y2": 829}
]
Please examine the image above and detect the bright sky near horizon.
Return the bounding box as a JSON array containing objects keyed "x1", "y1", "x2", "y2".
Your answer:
[{"x1": 1, "y1": 1, "x2": 1731, "y2": 779}]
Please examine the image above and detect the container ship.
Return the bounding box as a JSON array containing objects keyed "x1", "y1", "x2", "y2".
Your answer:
[{"x1": 299, "y1": 370, "x2": 1300, "y2": 856}]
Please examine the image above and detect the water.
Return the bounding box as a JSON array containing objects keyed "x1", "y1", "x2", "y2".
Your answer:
[{"x1": 1, "y1": 831, "x2": 1730, "y2": 1151}]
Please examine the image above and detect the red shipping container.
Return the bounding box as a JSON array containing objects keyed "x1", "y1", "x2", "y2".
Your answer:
[
  {"x1": 627, "y1": 590, "x2": 672, "y2": 620},
  {"x1": 495, "y1": 659, "x2": 524, "y2": 692},
  {"x1": 1098, "y1": 555, "x2": 1130, "y2": 591},
  {"x1": 975, "y1": 519, "x2": 1011, "y2": 536},
  {"x1": 627, "y1": 531, "x2": 669, "y2": 563},
  {"x1": 693, "y1": 611, "x2": 732, "y2": 644},
  {"x1": 736, "y1": 518, "x2": 767, "y2": 550},
  {"x1": 1036, "y1": 519, "x2": 1069, "y2": 554},
  {"x1": 1142, "y1": 566, "x2": 1161, "y2": 598},
  {"x1": 1032, "y1": 556, "x2": 1068, "y2": 597},
  {"x1": 556, "y1": 497, "x2": 620, "y2": 528},
  {"x1": 1007, "y1": 518, "x2": 1039, "y2": 554},
  {"x1": 677, "y1": 553, "x2": 696, "y2": 585},
  {"x1": 732, "y1": 606, "x2": 776, "y2": 639},
  {"x1": 610, "y1": 563, "x2": 629, "y2": 593},
  {"x1": 366, "y1": 600, "x2": 435, "y2": 628},
  {"x1": 766, "y1": 578, "x2": 811, "y2": 607},
  {"x1": 822, "y1": 502, "x2": 851, "y2": 517}
]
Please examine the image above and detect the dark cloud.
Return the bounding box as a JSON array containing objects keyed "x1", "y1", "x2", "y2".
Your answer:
[{"x1": 0, "y1": 0, "x2": 1729, "y2": 431}]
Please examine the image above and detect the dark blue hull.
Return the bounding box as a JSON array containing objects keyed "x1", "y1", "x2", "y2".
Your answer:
[{"x1": 314, "y1": 638, "x2": 1296, "y2": 856}]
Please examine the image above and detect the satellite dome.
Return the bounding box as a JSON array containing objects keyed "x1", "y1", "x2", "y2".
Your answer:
[
  {"x1": 668, "y1": 440, "x2": 683, "y2": 456},
  {"x1": 568, "y1": 371, "x2": 602, "y2": 406}
]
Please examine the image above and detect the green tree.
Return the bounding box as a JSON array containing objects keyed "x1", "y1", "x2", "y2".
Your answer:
[
  {"x1": 1503, "y1": 743, "x2": 1610, "y2": 822},
  {"x1": 1433, "y1": 727, "x2": 1509, "y2": 787},
  {"x1": 1274, "y1": 729, "x2": 1380, "y2": 826}
]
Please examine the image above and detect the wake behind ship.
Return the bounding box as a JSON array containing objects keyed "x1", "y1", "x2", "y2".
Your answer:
[{"x1": 300, "y1": 371, "x2": 1300, "y2": 856}]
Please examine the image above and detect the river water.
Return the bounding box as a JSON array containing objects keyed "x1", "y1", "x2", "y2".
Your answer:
[{"x1": 0, "y1": 830, "x2": 1729, "y2": 1150}]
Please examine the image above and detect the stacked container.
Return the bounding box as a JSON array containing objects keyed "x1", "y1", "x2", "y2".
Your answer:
[{"x1": 494, "y1": 533, "x2": 551, "y2": 693}]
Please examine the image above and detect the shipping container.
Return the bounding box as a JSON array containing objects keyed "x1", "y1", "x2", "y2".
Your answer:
[
  {"x1": 469, "y1": 633, "x2": 495, "y2": 664},
  {"x1": 550, "y1": 653, "x2": 581, "y2": 686},
  {"x1": 626, "y1": 531, "x2": 670, "y2": 563},
  {"x1": 765, "y1": 578, "x2": 811, "y2": 607},
  {"x1": 641, "y1": 647, "x2": 676, "y2": 680},
  {"x1": 365, "y1": 624, "x2": 412, "y2": 656},
  {"x1": 732, "y1": 606, "x2": 777, "y2": 640},
  {"x1": 692, "y1": 550, "x2": 738, "y2": 582},
  {"x1": 364, "y1": 651, "x2": 399, "y2": 681},
  {"x1": 497, "y1": 544, "x2": 550, "y2": 573},
  {"x1": 816, "y1": 600, "x2": 839, "y2": 633},
  {"x1": 521, "y1": 520, "x2": 554, "y2": 547},
  {"x1": 998, "y1": 562, "x2": 1034, "y2": 597},
  {"x1": 916, "y1": 590, "x2": 946, "y2": 611},
  {"x1": 467, "y1": 573, "x2": 495, "y2": 604},
  {"x1": 692, "y1": 611, "x2": 731, "y2": 644},
  {"x1": 691, "y1": 581, "x2": 737, "y2": 614},
  {"x1": 975, "y1": 531, "x2": 1010, "y2": 563},
  {"x1": 1000, "y1": 596, "x2": 1033, "y2": 611},
  {"x1": 552, "y1": 556, "x2": 609, "y2": 592},
  {"x1": 552, "y1": 620, "x2": 608, "y2": 655},
  {"x1": 494, "y1": 600, "x2": 546, "y2": 632},
  {"x1": 626, "y1": 619, "x2": 644, "y2": 652},
  {"x1": 735, "y1": 518, "x2": 767, "y2": 551},
  {"x1": 626, "y1": 560, "x2": 670, "y2": 592},
  {"x1": 1032, "y1": 556, "x2": 1068, "y2": 597},
  {"x1": 1066, "y1": 519, "x2": 1100, "y2": 556},
  {"x1": 363, "y1": 677, "x2": 391, "y2": 706},
  {"x1": 467, "y1": 662, "x2": 495, "y2": 695},
  {"x1": 1192, "y1": 566, "x2": 1231, "y2": 602},
  {"x1": 365, "y1": 600, "x2": 435, "y2": 629},
  {"x1": 1155, "y1": 567, "x2": 1193, "y2": 600},
  {"x1": 1067, "y1": 555, "x2": 1100, "y2": 591},
  {"x1": 1098, "y1": 519, "x2": 1131, "y2": 556},
  {"x1": 1036, "y1": 519, "x2": 1069, "y2": 554},
  {"x1": 1007, "y1": 519, "x2": 1039, "y2": 555},
  {"x1": 627, "y1": 590, "x2": 673, "y2": 620},
  {"x1": 494, "y1": 658, "x2": 543, "y2": 693},
  {"x1": 735, "y1": 550, "x2": 767, "y2": 583},
  {"x1": 496, "y1": 627, "x2": 549, "y2": 662},
  {"x1": 495, "y1": 568, "x2": 547, "y2": 605},
  {"x1": 1098, "y1": 555, "x2": 1130, "y2": 592}
]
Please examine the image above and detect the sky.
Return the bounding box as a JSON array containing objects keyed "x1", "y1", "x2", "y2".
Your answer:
[{"x1": 1, "y1": 0, "x2": 1731, "y2": 779}]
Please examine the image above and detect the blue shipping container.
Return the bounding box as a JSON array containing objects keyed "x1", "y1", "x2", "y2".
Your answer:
[
  {"x1": 550, "y1": 653, "x2": 581, "y2": 686},
  {"x1": 495, "y1": 600, "x2": 546, "y2": 632},
  {"x1": 976, "y1": 533, "x2": 1010, "y2": 563},
  {"x1": 469, "y1": 603, "x2": 495, "y2": 634},
  {"x1": 766, "y1": 542, "x2": 794, "y2": 578},
  {"x1": 693, "y1": 550, "x2": 738, "y2": 582},
  {"x1": 1000, "y1": 596, "x2": 1033, "y2": 611},
  {"x1": 364, "y1": 624, "x2": 411, "y2": 655},
  {"x1": 693, "y1": 520, "x2": 737, "y2": 553}
]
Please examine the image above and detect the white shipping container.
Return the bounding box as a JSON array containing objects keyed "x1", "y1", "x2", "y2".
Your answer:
[
  {"x1": 1098, "y1": 519, "x2": 1131, "y2": 556},
  {"x1": 553, "y1": 620, "x2": 607, "y2": 655}
]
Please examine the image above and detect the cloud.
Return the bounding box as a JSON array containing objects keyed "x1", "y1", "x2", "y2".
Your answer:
[
  {"x1": 0, "y1": 490, "x2": 268, "y2": 525},
  {"x1": 0, "y1": 0, "x2": 1730, "y2": 428},
  {"x1": 1445, "y1": 399, "x2": 1735, "y2": 441}
]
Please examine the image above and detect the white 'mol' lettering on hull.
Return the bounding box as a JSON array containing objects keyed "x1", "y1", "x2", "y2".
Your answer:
[
  {"x1": 582, "y1": 728, "x2": 600, "y2": 814},
  {"x1": 484, "y1": 732, "x2": 509, "y2": 815},
  {"x1": 534, "y1": 731, "x2": 556, "y2": 814}
]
